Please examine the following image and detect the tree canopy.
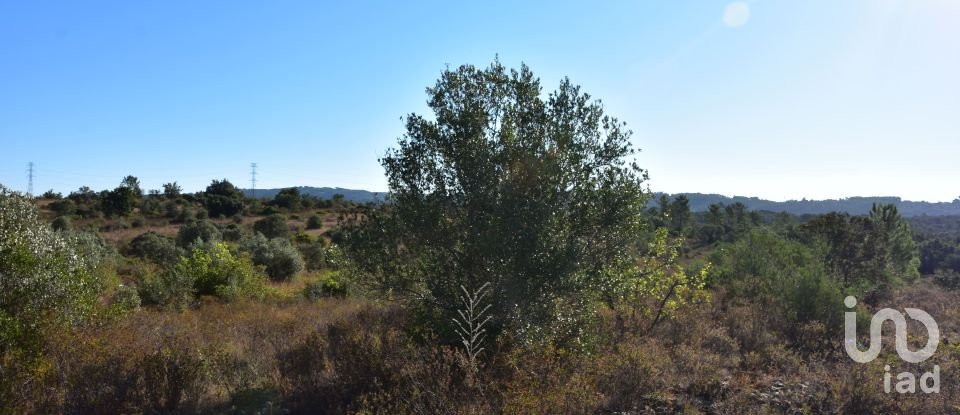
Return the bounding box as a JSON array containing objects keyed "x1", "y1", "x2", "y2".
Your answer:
[{"x1": 344, "y1": 61, "x2": 652, "y2": 344}]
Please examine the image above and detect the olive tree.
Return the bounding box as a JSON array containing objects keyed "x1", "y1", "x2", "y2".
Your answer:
[
  {"x1": 1, "y1": 185, "x2": 105, "y2": 367},
  {"x1": 343, "y1": 61, "x2": 651, "y2": 345}
]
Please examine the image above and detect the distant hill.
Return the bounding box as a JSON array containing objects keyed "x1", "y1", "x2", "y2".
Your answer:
[
  {"x1": 241, "y1": 187, "x2": 386, "y2": 203},
  {"x1": 242, "y1": 187, "x2": 960, "y2": 217},
  {"x1": 654, "y1": 193, "x2": 960, "y2": 217}
]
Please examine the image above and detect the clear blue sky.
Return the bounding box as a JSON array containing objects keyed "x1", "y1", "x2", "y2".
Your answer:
[{"x1": 2, "y1": 0, "x2": 958, "y2": 201}]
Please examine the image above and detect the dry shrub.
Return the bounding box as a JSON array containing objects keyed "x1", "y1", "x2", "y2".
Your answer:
[
  {"x1": 13, "y1": 280, "x2": 960, "y2": 414},
  {"x1": 501, "y1": 347, "x2": 602, "y2": 414},
  {"x1": 279, "y1": 305, "x2": 494, "y2": 414},
  {"x1": 595, "y1": 339, "x2": 673, "y2": 413},
  {"x1": 723, "y1": 304, "x2": 781, "y2": 355},
  {"x1": 38, "y1": 299, "x2": 364, "y2": 414}
]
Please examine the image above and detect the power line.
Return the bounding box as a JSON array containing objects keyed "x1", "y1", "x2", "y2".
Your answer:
[
  {"x1": 27, "y1": 162, "x2": 34, "y2": 195},
  {"x1": 250, "y1": 163, "x2": 257, "y2": 198}
]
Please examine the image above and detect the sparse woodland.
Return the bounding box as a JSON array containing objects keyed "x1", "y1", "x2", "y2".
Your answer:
[{"x1": 4, "y1": 62, "x2": 960, "y2": 414}]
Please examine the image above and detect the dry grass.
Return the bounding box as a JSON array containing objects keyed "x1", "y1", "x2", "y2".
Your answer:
[{"x1": 58, "y1": 210, "x2": 340, "y2": 247}]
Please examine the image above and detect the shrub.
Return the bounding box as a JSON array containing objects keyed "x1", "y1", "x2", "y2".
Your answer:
[
  {"x1": 175, "y1": 206, "x2": 196, "y2": 223},
  {"x1": 934, "y1": 271, "x2": 960, "y2": 290},
  {"x1": 253, "y1": 214, "x2": 289, "y2": 239},
  {"x1": 41, "y1": 189, "x2": 62, "y2": 199},
  {"x1": 138, "y1": 265, "x2": 196, "y2": 310},
  {"x1": 305, "y1": 244, "x2": 344, "y2": 271},
  {"x1": 53, "y1": 329, "x2": 217, "y2": 414},
  {"x1": 293, "y1": 231, "x2": 313, "y2": 244},
  {"x1": 140, "y1": 197, "x2": 162, "y2": 216},
  {"x1": 713, "y1": 228, "x2": 843, "y2": 338},
  {"x1": 62, "y1": 230, "x2": 116, "y2": 270},
  {"x1": 261, "y1": 205, "x2": 280, "y2": 216},
  {"x1": 271, "y1": 187, "x2": 302, "y2": 210},
  {"x1": 306, "y1": 214, "x2": 323, "y2": 230},
  {"x1": 176, "y1": 219, "x2": 222, "y2": 248},
  {"x1": 1, "y1": 186, "x2": 106, "y2": 407},
  {"x1": 164, "y1": 201, "x2": 180, "y2": 219},
  {"x1": 110, "y1": 284, "x2": 142, "y2": 313},
  {"x1": 1, "y1": 186, "x2": 104, "y2": 326},
  {"x1": 50, "y1": 199, "x2": 76, "y2": 216},
  {"x1": 946, "y1": 253, "x2": 960, "y2": 273},
  {"x1": 303, "y1": 275, "x2": 348, "y2": 299},
  {"x1": 240, "y1": 234, "x2": 305, "y2": 281},
  {"x1": 101, "y1": 186, "x2": 138, "y2": 217},
  {"x1": 126, "y1": 231, "x2": 183, "y2": 266},
  {"x1": 221, "y1": 223, "x2": 245, "y2": 242},
  {"x1": 177, "y1": 243, "x2": 267, "y2": 301},
  {"x1": 203, "y1": 179, "x2": 245, "y2": 217},
  {"x1": 52, "y1": 215, "x2": 72, "y2": 231},
  {"x1": 141, "y1": 243, "x2": 266, "y2": 308}
]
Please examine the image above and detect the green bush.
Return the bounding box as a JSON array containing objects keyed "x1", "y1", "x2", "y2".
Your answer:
[
  {"x1": 933, "y1": 271, "x2": 960, "y2": 290},
  {"x1": 126, "y1": 231, "x2": 183, "y2": 265},
  {"x1": 1, "y1": 185, "x2": 106, "y2": 406},
  {"x1": 240, "y1": 234, "x2": 305, "y2": 281},
  {"x1": 712, "y1": 228, "x2": 843, "y2": 335},
  {"x1": 101, "y1": 185, "x2": 138, "y2": 217},
  {"x1": 222, "y1": 224, "x2": 245, "y2": 242},
  {"x1": 253, "y1": 214, "x2": 289, "y2": 239},
  {"x1": 299, "y1": 243, "x2": 344, "y2": 271},
  {"x1": 178, "y1": 243, "x2": 267, "y2": 301},
  {"x1": 306, "y1": 214, "x2": 323, "y2": 230},
  {"x1": 272, "y1": 187, "x2": 302, "y2": 210},
  {"x1": 140, "y1": 196, "x2": 162, "y2": 216},
  {"x1": 163, "y1": 201, "x2": 180, "y2": 219},
  {"x1": 50, "y1": 199, "x2": 76, "y2": 216},
  {"x1": 138, "y1": 265, "x2": 196, "y2": 310},
  {"x1": 293, "y1": 231, "x2": 313, "y2": 244},
  {"x1": 51, "y1": 215, "x2": 72, "y2": 231},
  {"x1": 303, "y1": 275, "x2": 348, "y2": 299},
  {"x1": 140, "y1": 243, "x2": 266, "y2": 308},
  {"x1": 110, "y1": 284, "x2": 142, "y2": 313},
  {"x1": 176, "y1": 219, "x2": 222, "y2": 248},
  {"x1": 203, "y1": 179, "x2": 245, "y2": 217},
  {"x1": 261, "y1": 205, "x2": 280, "y2": 215},
  {"x1": 62, "y1": 230, "x2": 116, "y2": 270},
  {"x1": 175, "y1": 206, "x2": 196, "y2": 223}
]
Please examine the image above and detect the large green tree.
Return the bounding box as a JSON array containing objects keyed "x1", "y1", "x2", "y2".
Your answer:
[
  {"x1": 203, "y1": 179, "x2": 245, "y2": 217},
  {"x1": 344, "y1": 61, "x2": 651, "y2": 344}
]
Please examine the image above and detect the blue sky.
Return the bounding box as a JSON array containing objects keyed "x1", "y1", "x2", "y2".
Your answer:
[{"x1": 1, "y1": 0, "x2": 958, "y2": 201}]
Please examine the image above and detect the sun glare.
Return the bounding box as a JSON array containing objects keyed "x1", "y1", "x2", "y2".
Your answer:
[{"x1": 722, "y1": 2, "x2": 751, "y2": 28}]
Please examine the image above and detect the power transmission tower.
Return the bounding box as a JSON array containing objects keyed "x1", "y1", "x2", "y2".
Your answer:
[
  {"x1": 27, "y1": 162, "x2": 34, "y2": 195},
  {"x1": 250, "y1": 163, "x2": 257, "y2": 199}
]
